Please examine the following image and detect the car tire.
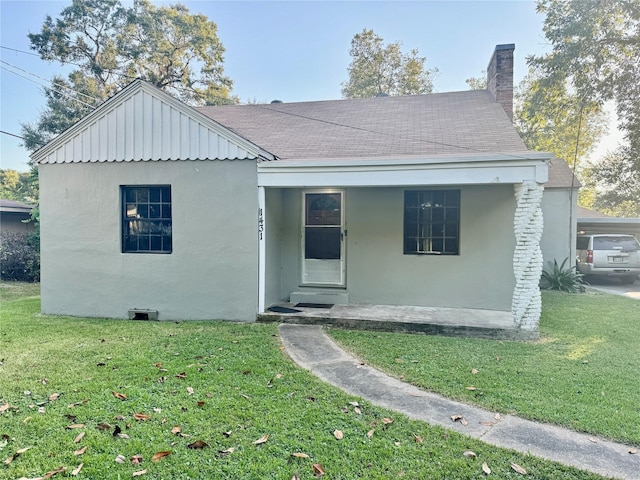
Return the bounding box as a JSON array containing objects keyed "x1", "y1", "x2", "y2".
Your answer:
[{"x1": 620, "y1": 275, "x2": 637, "y2": 285}]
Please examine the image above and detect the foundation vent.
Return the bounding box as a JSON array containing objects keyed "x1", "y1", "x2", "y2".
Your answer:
[{"x1": 128, "y1": 309, "x2": 159, "y2": 321}]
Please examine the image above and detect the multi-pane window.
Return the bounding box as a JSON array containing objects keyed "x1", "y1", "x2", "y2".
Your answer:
[
  {"x1": 404, "y1": 190, "x2": 460, "y2": 255},
  {"x1": 122, "y1": 186, "x2": 172, "y2": 254}
]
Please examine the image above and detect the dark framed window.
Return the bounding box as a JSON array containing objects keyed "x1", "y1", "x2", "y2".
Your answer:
[
  {"x1": 404, "y1": 190, "x2": 460, "y2": 255},
  {"x1": 121, "y1": 185, "x2": 172, "y2": 254}
]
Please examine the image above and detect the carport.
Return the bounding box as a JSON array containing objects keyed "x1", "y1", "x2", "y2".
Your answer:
[{"x1": 577, "y1": 207, "x2": 640, "y2": 238}]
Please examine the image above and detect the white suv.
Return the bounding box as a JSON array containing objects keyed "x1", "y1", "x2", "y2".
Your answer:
[{"x1": 576, "y1": 234, "x2": 640, "y2": 285}]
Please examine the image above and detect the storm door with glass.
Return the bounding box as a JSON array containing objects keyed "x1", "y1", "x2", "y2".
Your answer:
[{"x1": 302, "y1": 191, "x2": 345, "y2": 286}]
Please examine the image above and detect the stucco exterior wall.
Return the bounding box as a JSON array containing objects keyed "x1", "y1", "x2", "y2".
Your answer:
[
  {"x1": 541, "y1": 188, "x2": 577, "y2": 267},
  {"x1": 39, "y1": 160, "x2": 258, "y2": 321},
  {"x1": 278, "y1": 185, "x2": 516, "y2": 311}
]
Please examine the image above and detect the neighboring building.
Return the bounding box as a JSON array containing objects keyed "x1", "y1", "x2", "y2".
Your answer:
[
  {"x1": 0, "y1": 199, "x2": 34, "y2": 234},
  {"x1": 33, "y1": 44, "x2": 561, "y2": 332},
  {"x1": 577, "y1": 207, "x2": 640, "y2": 239}
]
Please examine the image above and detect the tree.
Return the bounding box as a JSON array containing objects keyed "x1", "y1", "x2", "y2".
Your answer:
[
  {"x1": 23, "y1": 0, "x2": 235, "y2": 153},
  {"x1": 0, "y1": 169, "x2": 38, "y2": 203},
  {"x1": 341, "y1": 28, "x2": 438, "y2": 98},
  {"x1": 532, "y1": 0, "x2": 640, "y2": 168},
  {"x1": 514, "y1": 66, "x2": 607, "y2": 169},
  {"x1": 465, "y1": 71, "x2": 487, "y2": 90},
  {"x1": 582, "y1": 147, "x2": 640, "y2": 217}
]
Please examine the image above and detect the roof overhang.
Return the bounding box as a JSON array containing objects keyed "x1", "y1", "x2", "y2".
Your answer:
[
  {"x1": 577, "y1": 217, "x2": 640, "y2": 237},
  {"x1": 257, "y1": 151, "x2": 551, "y2": 187}
]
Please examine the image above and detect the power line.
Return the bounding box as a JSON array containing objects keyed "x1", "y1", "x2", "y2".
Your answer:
[
  {"x1": 1, "y1": 66, "x2": 97, "y2": 109},
  {"x1": 1, "y1": 130, "x2": 27, "y2": 141},
  {"x1": 0, "y1": 60, "x2": 99, "y2": 103}
]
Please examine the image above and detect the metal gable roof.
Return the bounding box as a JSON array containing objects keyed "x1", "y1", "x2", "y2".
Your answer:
[
  {"x1": 31, "y1": 80, "x2": 273, "y2": 165},
  {"x1": 197, "y1": 90, "x2": 530, "y2": 161}
]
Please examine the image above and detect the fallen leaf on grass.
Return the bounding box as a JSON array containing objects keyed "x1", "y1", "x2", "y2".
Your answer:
[
  {"x1": 38, "y1": 407, "x2": 46, "y2": 414},
  {"x1": 130, "y1": 455, "x2": 143, "y2": 465},
  {"x1": 132, "y1": 469, "x2": 147, "y2": 477},
  {"x1": 187, "y1": 440, "x2": 209, "y2": 449},
  {"x1": 175, "y1": 372, "x2": 187, "y2": 379},
  {"x1": 187, "y1": 387, "x2": 194, "y2": 395},
  {"x1": 367, "y1": 430, "x2": 375, "y2": 438},
  {"x1": 465, "y1": 386, "x2": 477, "y2": 391},
  {"x1": 482, "y1": 462, "x2": 491, "y2": 474},
  {"x1": 67, "y1": 424, "x2": 85, "y2": 429},
  {"x1": 218, "y1": 447, "x2": 234, "y2": 457},
  {"x1": 312, "y1": 463, "x2": 325, "y2": 476},
  {"x1": 96, "y1": 422, "x2": 111, "y2": 430},
  {"x1": 151, "y1": 451, "x2": 171, "y2": 462},
  {"x1": 511, "y1": 463, "x2": 527, "y2": 474},
  {"x1": 133, "y1": 413, "x2": 151, "y2": 421},
  {"x1": 197, "y1": 401, "x2": 205, "y2": 407},
  {"x1": 74, "y1": 446, "x2": 87, "y2": 456},
  {"x1": 382, "y1": 417, "x2": 394, "y2": 425},
  {"x1": 253, "y1": 434, "x2": 270, "y2": 445},
  {"x1": 112, "y1": 391, "x2": 127, "y2": 400},
  {"x1": 117, "y1": 433, "x2": 131, "y2": 439},
  {"x1": 49, "y1": 393, "x2": 61, "y2": 402},
  {"x1": 394, "y1": 441, "x2": 401, "y2": 447},
  {"x1": 115, "y1": 454, "x2": 126, "y2": 463},
  {"x1": 171, "y1": 426, "x2": 181, "y2": 435},
  {"x1": 349, "y1": 401, "x2": 359, "y2": 407},
  {"x1": 223, "y1": 430, "x2": 232, "y2": 437},
  {"x1": 471, "y1": 368, "x2": 479, "y2": 375},
  {"x1": 0, "y1": 403, "x2": 10, "y2": 413},
  {"x1": 413, "y1": 434, "x2": 423, "y2": 443},
  {"x1": 463, "y1": 450, "x2": 476, "y2": 458},
  {"x1": 333, "y1": 430, "x2": 343, "y2": 440},
  {"x1": 73, "y1": 432, "x2": 85, "y2": 443},
  {"x1": 71, "y1": 463, "x2": 83, "y2": 476},
  {"x1": 354, "y1": 407, "x2": 362, "y2": 415},
  {"x1": 153, "y1": 408, "x2": 161, "y2": 413},
  {"x1": 41, "y1": 466, "x2": 66, "y2": 479},
  {"x1": 292, "y1": 452, "x2": 309, "y2": 458},
  {"x1": 4, "y1": 446, "x2": 32, "y2": 465}
]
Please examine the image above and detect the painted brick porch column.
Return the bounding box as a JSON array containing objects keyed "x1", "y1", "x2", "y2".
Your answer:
[{"x1": 512, "y1": 181, "x2": 544, "y2": 330}]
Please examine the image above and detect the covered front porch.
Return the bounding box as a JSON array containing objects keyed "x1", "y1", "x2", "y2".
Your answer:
[
  {"x1": 257, "y1": 153, "x2": 550, "y2": 333},
  {"x1": 258, "y1": 302, "x2": 538, "y2": 341}
]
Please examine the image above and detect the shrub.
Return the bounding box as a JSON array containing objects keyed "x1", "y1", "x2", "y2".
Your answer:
[
  {"x1": 0, "y1": 231, "x2": 40, "y2": 282},
  {"x1": 540, "y1": 257, "x2": 584, "y2": 293}
]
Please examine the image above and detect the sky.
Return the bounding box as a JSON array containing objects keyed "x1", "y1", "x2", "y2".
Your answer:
[{"x1": 0, "y1": 0, "x2": 623, "y2": 172}]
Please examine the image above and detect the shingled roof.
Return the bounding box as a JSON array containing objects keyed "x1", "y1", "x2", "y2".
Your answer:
[{"x1": 197, "y1": 90, "x2": 529, "y2": 161}]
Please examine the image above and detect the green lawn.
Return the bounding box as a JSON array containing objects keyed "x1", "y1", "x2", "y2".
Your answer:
[
  {"x1": 0, "y1": 283, "x2": 607, "y2": 479},
  {"x1": 329, "y1": 290, "x2": 640, "y2": 446}
]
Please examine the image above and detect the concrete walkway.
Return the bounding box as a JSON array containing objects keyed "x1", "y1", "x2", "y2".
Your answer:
[{"x1": 279, "y1": 324, "x2": 640, "y2": 480}]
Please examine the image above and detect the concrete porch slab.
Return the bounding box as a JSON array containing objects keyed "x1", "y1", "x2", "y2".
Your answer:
[{"x1": 258, "y1": 303, "x2": 538, "y2": 341}]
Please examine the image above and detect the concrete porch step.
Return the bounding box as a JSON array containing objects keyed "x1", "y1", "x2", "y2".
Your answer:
[
  {"x1": 258, "y1": 303, "x2": 538, "y2": 341},
  {"x1": 289, "y1": 291, "x2": 349, "y2": 305}
]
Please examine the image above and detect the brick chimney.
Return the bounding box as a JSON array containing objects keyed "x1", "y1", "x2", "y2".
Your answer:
[{"x1": 487, "y1": 44, "x2": 514, "y2": 122}]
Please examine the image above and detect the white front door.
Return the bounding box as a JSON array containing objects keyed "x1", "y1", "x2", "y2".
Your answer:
[{"x1": 302, "y1": 191, "x2": 345, "y2": 286}]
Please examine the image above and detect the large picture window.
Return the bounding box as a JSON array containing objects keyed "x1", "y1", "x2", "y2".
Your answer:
[
  {"x1": 122, "y1": 185, "x2": 172, "y2": 254},
  {"x1": 404, "y1": 190, "x2": 460, "y2": 255}
]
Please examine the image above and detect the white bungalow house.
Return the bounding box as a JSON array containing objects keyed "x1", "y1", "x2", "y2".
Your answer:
[{"x1": 33, "y1": 44, "x2": 573, "y2": 334}]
